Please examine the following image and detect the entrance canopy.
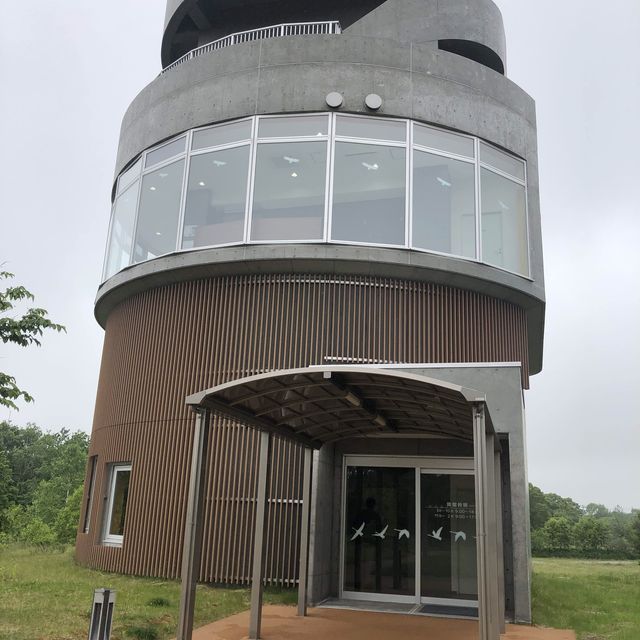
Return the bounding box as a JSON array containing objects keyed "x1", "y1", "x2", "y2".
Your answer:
[
  {"x1": 179, "y1": 366, "x2": 503, "y2": 640},
  {"x1": 185, "y1": 366, "x2": 496, "y2": 448}
]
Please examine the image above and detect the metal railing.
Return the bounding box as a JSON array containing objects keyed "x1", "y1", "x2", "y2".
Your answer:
[{"x1": 162, "y1": 21, "x2": 342, "y2": 74}]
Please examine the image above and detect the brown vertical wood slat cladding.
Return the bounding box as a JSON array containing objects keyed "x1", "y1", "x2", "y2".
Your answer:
[{"x1": 77, "y1": 274, "x2": 529, "y2": 585}]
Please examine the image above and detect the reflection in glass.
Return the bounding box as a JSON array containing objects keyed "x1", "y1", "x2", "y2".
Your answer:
[
  {"x1": 344, "y1": 466, "x2": 415, "y2": 596},
  {"x1": 480, "y1": 142, "x2": 525, "y2": 181},
  {"x1": 192, "y1": 121, "x2": 252, "y2": 151},
  {"x1": 183, "y1": 146, "x2": 249, "y2": 248},
  {"x1": 413, "y1": 151, "x2": 476, "y2": 258},
  {"x1": 145, "y1": 136, "x2": 186, "y2": 168},
  {"x1": 259, "y1": 115, "x2": 328, "y2": 138},
  {"x1": 336, "y1": 115, "x2": 406, "y2": 142},
  {"x1": 414, "y1": 124, "x2": 474, "y2": 158},
  {"x1": 108, "y1": 468, "x2": 130, "y2": 537},
  {"x1": 421, "y1": 473, "x2": 477, "y2": 600},
  {"x1": 481, "y1": 168, "x2": 528, "y2": 275},
  {"x1": 251, "y1": 141, "x2": 327, "y2": 241},
  {"x1": 104, "y1": 180, "x2": 139, "y2": 279},
  {"x1": 332, "y1": 142, "x2": 406, "y2": 245},
  {"x1": 134, "y1": 160, "x2": 185, "y2": 262}
]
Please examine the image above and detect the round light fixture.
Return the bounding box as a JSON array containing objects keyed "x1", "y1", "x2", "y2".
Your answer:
[
  {"x1": 326, "y1": 92, "x2": 344, "y2": 108},
  {"x1": 364, "y1": 93, "x2": 383, "y2": 110}
]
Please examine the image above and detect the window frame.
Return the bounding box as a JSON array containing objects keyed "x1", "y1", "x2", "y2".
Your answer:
[
  {"x1": 103, "y1": 113, "x2": 531, "y2": 282},
  {"x1": 82, "y1": 455, "x2": 97, "y2": 534},
  {"x1": 102, "y1": 463, "x2": 132, "y2": 547}
]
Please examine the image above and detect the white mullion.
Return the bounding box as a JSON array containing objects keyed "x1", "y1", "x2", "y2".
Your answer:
[
  {"x1": 327, "y1": 112, "x2": 337, "y2": 242},
  {"x1": 474, "y1": 138, "x2": 482, "y2": 263},
  {"x1": 523, "y1": 161, "x2": 532, "y2": 277},
  {"x1": 322, "y1": 113, "x2": 334, "y2": 242},
  {"x1": 176, "y1": 131, "x2": 192, "y2": 252},
  {"x1": 406, "y1": 120, "x2": 412, "y2": 249},
  {"x1": 130, "y1": 166, "x2": 145, "y2": 265},
  {"x1": 244, "y1": 116, "x2": 259, "y2": 243}
]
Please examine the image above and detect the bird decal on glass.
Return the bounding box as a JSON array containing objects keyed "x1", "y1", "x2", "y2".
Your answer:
[
  {"x1": 428, "y1": 526, "x2": 444, "y2": 541},
  {"x1": 372, "y1": 525, "x2": 389, "y2": 539},
  {"x1": 395, "y1": 529, "x2": 410, "y2": 540},
  {"x1": 350, "y1": 522, "x2": 365, "y2": 541},
  {"x1": 451, "y1": 530, "x2": 467, "y2": 542}
]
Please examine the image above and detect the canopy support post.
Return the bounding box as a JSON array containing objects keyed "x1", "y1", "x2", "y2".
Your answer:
[
  {"x1": 249, "y1": 431, "x2": 272, "y2": 640},
  {"x1": 176, "y1": 409, "x2": 210, "y2": 640},
  {"x1": 495, "y1": 449, "x2": 506, "y2": 634},
  {"x1": 473, "y1": 403, "x2": 489, "y2": 640},
  {"x1": 297, "y1": 447, "x2": 313, "y2": 617},
  {"x1": 486, "y1": 431, "x2": 499, "y2": 640}
]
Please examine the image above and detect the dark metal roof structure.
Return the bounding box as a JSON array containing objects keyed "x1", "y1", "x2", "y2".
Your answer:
[{"x1": 186, "y1": 366, "x2": 494, "y2": 449}]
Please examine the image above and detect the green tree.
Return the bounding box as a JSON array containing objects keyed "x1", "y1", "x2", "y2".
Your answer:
[
  {"x1": 546, "y1": 493, "x2": 583, "y2": 523},
  {"x1": 574, "y1": 516, "x2": 608, "y2": 553},
  {"x1": 0, "y1": 271, "x2": 64, "y2": 410},
  {"x1": 529, "y1": 483, "x2": 551, "y2": 530},
  {"x1": 53, "y1": 485, "x2": 84, "y2": 543},
  {"x1": 543, "y1": 516, "x2": 573, "y2": 552},
  {"x1": 585, "y1": 503, "x2": 610, "y2": 518},
  {"x1": 632, "y1": 511, "x2": 640, "y2": 558}
]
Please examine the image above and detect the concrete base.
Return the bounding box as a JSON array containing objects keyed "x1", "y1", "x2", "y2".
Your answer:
[{"x1": 185, "y1": 605, "x2": 576, "y2": 640}]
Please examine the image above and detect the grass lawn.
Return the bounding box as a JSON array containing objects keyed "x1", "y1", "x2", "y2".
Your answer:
[
  {"x1": 532, "y1": 557, "x2": 640, "y2": 640},
  {"x1": 0, "y1": 545, "x2": 295, "y2": 640}
]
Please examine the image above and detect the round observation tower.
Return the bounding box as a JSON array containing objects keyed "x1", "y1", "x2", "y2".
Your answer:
[{"x1": 77, "y1": 0, "x2": 544, "y2": 625}]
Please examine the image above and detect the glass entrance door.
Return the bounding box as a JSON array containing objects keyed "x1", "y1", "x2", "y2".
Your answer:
[
  {"x1": 420, "y1": 472, "x2": 477, "y2": 604},
  {"x1": 343, "y1": 466, "x2": 415, "y2": 598},
  {"x1": 341, "y1": 460, "x2": 477, "y2": 606}
]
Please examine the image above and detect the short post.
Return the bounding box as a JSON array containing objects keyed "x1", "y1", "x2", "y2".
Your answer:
[{"x1": 88, "y1": 588, "x2": 116, "y2": 640}]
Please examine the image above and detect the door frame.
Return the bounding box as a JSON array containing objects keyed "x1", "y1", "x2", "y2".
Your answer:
[{"x1": 339, "y1": 454, "x2": 476, "y2": 606}]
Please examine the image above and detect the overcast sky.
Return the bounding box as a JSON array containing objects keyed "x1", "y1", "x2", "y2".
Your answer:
[{"x1": 0, "y1": 1, "x2": 638, "y2": 511}]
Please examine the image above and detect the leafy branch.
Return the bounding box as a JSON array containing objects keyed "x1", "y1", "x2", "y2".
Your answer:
[{"x1": 1, "y1": 271, "x2": 65, "y2": 410}]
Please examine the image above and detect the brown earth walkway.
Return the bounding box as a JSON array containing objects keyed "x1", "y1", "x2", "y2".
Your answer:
[{"x1": 190, "y1": 605, "x2": 576, "y2": 640}]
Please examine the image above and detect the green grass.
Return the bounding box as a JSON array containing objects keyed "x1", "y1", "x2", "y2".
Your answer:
[
  {"x1": 0, "y1": 545, "x2": 296, "y2": 640},
  {"x1": 532, "y1": 557, "x2": 640, "y2": 640},
  {"x1": 2, "y1": 547, "x2": 638, "y2": 640}
]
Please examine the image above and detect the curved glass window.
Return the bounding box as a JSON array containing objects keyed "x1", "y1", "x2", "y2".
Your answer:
[
  {"x1": 413, "y1": 150, "x2": 476, "y2": 258},
  {"x1": 481, "y1": 168, "x2": 528, "y2": 275},
  {"x1": 332, "y1": 142, "x2": 406, "y2": 246},
  {"x1": 251, "y1": 141, "x2": 327, "y2": 242},
  {"x1": 134, "y1": 159, "x2": 184, "y2": 263},
  {"x1": 103, "y1": 114, "x2": 530, "y2": 282},
  {"x1": 104, "y1": 181, "x2": 139, "y2": 279},
  {"x1": 183, "y1": 146, "x2": 249, "y2": 249}
]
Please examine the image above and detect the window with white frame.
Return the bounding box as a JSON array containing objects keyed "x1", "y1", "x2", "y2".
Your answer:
[
  {"x1": 103, "y1": 113, "x2": 529, "y2": 281},
  {"x1": 103, "y1": 464, "x2": 131, "y2": 545}
]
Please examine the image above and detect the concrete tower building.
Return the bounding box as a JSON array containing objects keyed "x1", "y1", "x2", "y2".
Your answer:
[{"x1": 77, "y1": 0, "x2": 544, "y2": 634}]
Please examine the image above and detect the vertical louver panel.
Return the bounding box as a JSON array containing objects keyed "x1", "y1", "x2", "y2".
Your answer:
[{"x1": 77, "y1": 274, "x2": 529, "y2": 584}]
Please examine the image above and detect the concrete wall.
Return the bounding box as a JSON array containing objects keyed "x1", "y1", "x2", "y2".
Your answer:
[
  {"x1": 162, "y1": 0, "x2": 507, "y2": 68},
  {"x1": 107, "y1": 30, "x2": 545, "y2": 370}
]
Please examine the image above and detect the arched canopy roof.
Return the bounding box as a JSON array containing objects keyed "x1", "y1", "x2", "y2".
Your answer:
[{"x1": 186, "y1": 366, "x2": 495, "y2": 449}]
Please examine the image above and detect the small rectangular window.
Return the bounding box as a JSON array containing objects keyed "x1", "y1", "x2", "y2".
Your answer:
[
  {"x1": 103, "y1": 464, "x2": 131, "y2": 545},
  {"x1": 83, "y1": 456, "x2": 97, "y2": 534}
]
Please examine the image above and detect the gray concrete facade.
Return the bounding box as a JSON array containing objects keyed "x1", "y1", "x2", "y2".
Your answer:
[
  {"x1": 306, "y1": 364, "x2": 532, "y2": 623},
  {"x1": 98, "y1": 0, "x2": 544, "y2": 627},
  {"x1": 106, "y1": 2, "x2": 545, "y2": 370}
]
